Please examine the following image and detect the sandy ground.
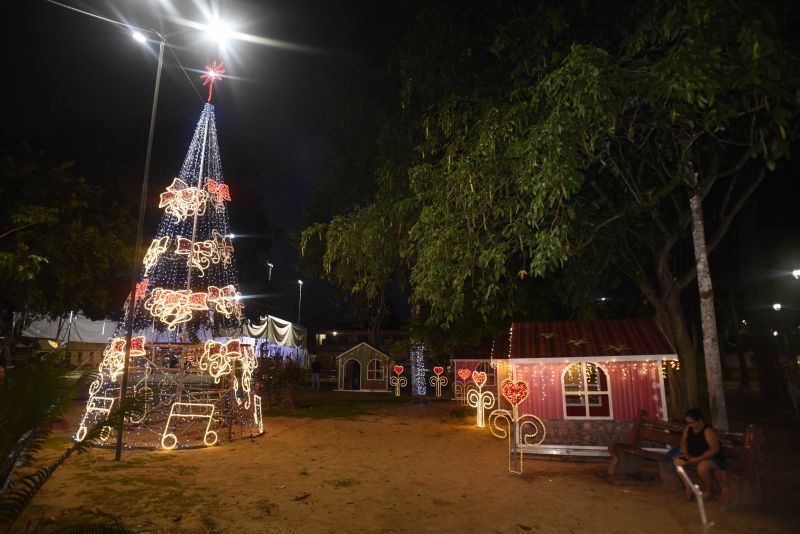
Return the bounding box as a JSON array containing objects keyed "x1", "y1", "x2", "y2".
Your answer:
[{"x1": 18, "y1": 393, "x2": 800, "y2": 533}]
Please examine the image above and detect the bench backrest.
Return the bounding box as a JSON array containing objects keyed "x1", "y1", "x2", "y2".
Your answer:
[{"x1": 629, "y1": 410, "x2": 762, "y2": 476}]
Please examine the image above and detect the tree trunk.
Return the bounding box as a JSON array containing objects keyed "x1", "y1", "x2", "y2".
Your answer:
[{"x1": 689, "y1": 193, "x2": 729, "y2": 431}]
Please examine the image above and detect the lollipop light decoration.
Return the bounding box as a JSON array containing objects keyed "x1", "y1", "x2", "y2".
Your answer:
[
  {"x1": 466, "y1": 370, "x2": 495, "y2": 428},
  {"x1": 428, "y1": 366, "x2": 448, "y2": 398},
  {"x1": 488, "y1": 378, "x2": 546, "y2": 475},
  {"x1": 455, "y1": 368, "x2": 471, "y2": 405},
  {"x1": 389, "y1": 365, "x2": 407, "y2": 396}
]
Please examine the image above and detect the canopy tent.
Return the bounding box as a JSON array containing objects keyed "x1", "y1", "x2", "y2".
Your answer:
[
  {"x1": 20, "y1": 312, "x2": 114, "y2": 344},
  {"x1": 19, "y1": 312, "x2": 307, "y2": 353}
]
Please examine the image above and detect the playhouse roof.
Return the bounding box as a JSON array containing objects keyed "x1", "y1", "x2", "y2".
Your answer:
[
  {"x1": 508, "y1": 318, "x2": 676, "y2": 359},
  {"x1": 335, "y1": 342, "x2": 391, "y2": 362}
]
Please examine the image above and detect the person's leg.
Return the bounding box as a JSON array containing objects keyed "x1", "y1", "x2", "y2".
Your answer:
[
  {"x1": 673, "y1": 457, "x2": 695, "y2": 499},
  {"x1": 697, "y1": 460, "x2": 716, "y2": 500}
]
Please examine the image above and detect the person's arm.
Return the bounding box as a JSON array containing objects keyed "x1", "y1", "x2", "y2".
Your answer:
[
  {"x1": 687, "y1": 427, "x2": 721, "y2": 465},
  {"x1": 679, "y1": 427, "x2": 689, "y2": 458}
]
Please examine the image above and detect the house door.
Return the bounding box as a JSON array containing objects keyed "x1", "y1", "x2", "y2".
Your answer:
[{"x1": 344, "y1": 359, "x2": 361, "y2": 390}]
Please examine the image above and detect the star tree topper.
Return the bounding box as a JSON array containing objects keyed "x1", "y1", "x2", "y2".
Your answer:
[{"x1": 200, "y1": 60, "x2": 225, "y2": 102}]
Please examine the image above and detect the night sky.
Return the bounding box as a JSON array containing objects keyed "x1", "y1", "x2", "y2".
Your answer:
[
  {"x1": 6, "y1": 0, "x2": 398, "y2": 327},
  {"x1": 4, "y1": 0, "x2": 800, "y2": 333}
]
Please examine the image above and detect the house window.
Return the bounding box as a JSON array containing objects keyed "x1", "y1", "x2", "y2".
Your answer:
[
  {"x1": 562, "y1": 362, "x2": 611, "y2": 418},
  {"x1": 367, "y1": 359, "x2": 384, "y2": 380}
]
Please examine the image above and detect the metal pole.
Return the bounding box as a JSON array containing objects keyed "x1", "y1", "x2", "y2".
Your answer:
[
  {"x1": 297, "y1": 282, "x2": 302, "y2": 324},
  {"x1": 115, "y1": 36, "x2": 165, "y2": 462}
]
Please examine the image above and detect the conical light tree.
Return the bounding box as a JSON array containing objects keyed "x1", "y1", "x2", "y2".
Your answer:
[{"x1": 76, "y1": 65, "x2": 263, "y2": 449}]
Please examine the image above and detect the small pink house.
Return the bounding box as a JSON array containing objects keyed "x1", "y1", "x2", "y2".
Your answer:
[{"x1": 453, "y1": 318, "x2": 677, "y2": 454}]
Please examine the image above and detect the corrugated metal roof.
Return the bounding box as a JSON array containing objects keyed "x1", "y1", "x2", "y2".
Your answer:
[{"x1": 508, "y1": 318, "x2": 675, "y2": 358}]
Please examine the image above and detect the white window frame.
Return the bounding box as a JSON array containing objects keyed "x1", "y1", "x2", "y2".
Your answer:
[
  {"x1": 367, "y1": 358, "x2": 384, "y2": 380},
  {"x1": 561, "y1": 362, "x2": 613, "y2": 420}
]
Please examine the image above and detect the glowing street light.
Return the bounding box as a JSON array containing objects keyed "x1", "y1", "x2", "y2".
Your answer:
[
  {"x1": 773, "y1": 303, "x2": 782, "y2": 311},
  {"x1": 266, "y1": 262, "x2": 274, "y2": 283},
  {"x1": 793, "y1": 269, "x2": 800, "y2": 279},
  {"x1": 132, "y1": 31, "x2": 147, "y2": 43},
  {"x1": 206, "y1": 18, "x2": 231, "y2": 45}
]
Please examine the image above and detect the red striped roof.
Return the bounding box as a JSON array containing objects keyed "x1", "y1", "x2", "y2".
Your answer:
[{"x1": 507, "y1": 318, "x2": 675, "y2": 358}]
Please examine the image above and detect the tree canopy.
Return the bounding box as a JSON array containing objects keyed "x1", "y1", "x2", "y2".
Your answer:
[
  {"x1": 0, "y1": 146, "x2": 135, "y2": 325},
  {"x1": 302, "y1": 0, "x2": 799, "y2": 341}
]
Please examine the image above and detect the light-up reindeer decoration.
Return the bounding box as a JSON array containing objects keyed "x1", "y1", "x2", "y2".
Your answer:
[
  {"x1": 389, "y1": 365, "x2": 407, "y2": 396},
  {"x1": 488, "y1": 379, "x2": 546, "y2": 475},
  {"x1": 429, "y1": 366, "x2": 448, "y2": 397},
  {"x1": 466, "y1": 370, "x2": 495, "y2": 428},
  {"x1": 454, "y1": 368, "x2": 470, "y2": 405}
]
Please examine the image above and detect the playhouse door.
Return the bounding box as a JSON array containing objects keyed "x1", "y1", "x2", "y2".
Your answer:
[{"x1": 344, "y1": 360, "x2": 361, "y2": 390}]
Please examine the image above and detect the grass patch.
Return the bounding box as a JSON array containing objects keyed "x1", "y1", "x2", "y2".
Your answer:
[{"x1": 297, "y1": 467, "x2": 309, "y2": 476}]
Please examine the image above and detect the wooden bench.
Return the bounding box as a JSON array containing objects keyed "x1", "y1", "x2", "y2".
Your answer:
[{"x1": 608, "y1": 410, "x2": 763, "y2": 509}]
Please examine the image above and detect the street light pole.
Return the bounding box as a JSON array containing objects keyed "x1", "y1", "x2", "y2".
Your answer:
[
  {"x1": 297, "y1": 280, "x2": 303, "y2": 325},
  {"x1": 115, "y1": 34, "x2": 165, "y2": 462}
]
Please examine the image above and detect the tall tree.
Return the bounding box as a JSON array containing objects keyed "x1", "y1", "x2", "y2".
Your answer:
[
  {"x1": 0, "y1": 146, "x2": 134, "y2": 361},
  {"x1": 302, "y1": 0, "x2": 800, "y2": 420}
]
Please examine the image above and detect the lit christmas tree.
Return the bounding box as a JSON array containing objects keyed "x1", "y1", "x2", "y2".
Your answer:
[{"x1": 76, "y1": 62, "x2": 263, "y2": 449}]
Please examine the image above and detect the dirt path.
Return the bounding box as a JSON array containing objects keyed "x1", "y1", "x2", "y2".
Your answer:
[{"x1": 21, "y1": 401, "x2": 800, "y2": 533}]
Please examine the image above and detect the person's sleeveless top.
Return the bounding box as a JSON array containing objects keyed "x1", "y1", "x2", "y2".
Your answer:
[{"x1": 687, "y1": 424, "x2": 725, "y2": 462}]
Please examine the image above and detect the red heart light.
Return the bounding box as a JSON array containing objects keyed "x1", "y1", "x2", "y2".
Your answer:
[
  {"x1": 472, "y1": 371, "x2": 487, "y2": 387},
  {"x1": 501, "y1": 379, "x2": 529, "y2": 406},
  {"x1": 457, "y1": 369, "x2": 471, "y2": 380},
  {"x1": 393, "y1": 365, "x2": 404, "y2": 375},
  {"x1": 433, "y1": 366, "x2": 444, "y2": 376}
]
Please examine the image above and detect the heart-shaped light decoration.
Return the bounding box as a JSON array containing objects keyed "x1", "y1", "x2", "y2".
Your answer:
[
  {"x1": 501, "y1": 379, "x2": 529, "y2": 406},
  {"x1": 393, "y1": 365, "x2": 404, "y2": 375},
  {"x1": 433, "y1": 366, "x2": 444, "y2": 376},
  {"x1": 472, "y1": 371, "x2": 487, "y2": 387},
  {"x1": 457, "y1": 369, "x2": 471, "y2": 380}
]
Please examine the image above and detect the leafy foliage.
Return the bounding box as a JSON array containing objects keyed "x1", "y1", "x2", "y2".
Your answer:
[
  {"x1": 302, "y1": 0, "x2": 800, "y2": 337},
  {"x1": 0, "y1": 145, "x2": 135, "y2": 321},
  {"x1": 0, "y1": 351, "x2": 143, "y2": 530}
]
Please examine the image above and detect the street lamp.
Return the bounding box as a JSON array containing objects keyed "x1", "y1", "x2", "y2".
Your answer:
[
  {"x1": 266, "y1": 262, "x2": 274, "y2": 283},
  {"x1": 773, "y1": 303, "x2": 782, "y2": 311},
  {"x1": 793, "y1": 269, "x2": 800, "y2": 279},
  {"x1": 297, "y1": 279, "x2": 304, "y2": 324},
  {"x1": 116, "y1": 28, "x2": 166, "y2": 462}
]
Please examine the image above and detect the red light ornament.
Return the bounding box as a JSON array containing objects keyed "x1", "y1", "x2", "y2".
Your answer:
[
  {"x1": 472, "y1": 371, "x2": 487, "y2": 387},
  {"x1": 457, "y1": 369, "x2": 471, "y2": 381},
  {"x1": 200, "y1": 60, "x2": 226, "y2": 102},
  {"x1": 433, "y1": 366, "x2": 443, "y2": 376},
  {"x1": 501, "y1": 379, "x2": 529, "y2": 406}
]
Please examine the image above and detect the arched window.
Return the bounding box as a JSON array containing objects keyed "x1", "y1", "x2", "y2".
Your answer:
[
  {"x1": 367, "y1": 359, "x2": 384, "y2": 380},
  {"x1": 562, "y1": 362, "x2": 612, "y2": 418}
]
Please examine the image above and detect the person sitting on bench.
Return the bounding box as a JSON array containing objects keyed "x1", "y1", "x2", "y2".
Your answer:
[{"x1": 671, "y1": 408, "x2": 727, "y2": 500}]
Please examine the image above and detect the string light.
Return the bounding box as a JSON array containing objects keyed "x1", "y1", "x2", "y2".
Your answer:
[
  {"x1": 161, "y1": 402, "x2": 218, "y2": 450},
  {"x1": 207, "y1": 284, "x2": 242, "y2": 318},
  {"x1": 488, "y1": 378, "x2": 546, "y2": 475},
  {"x1": 144, "y1": 288, "x2": 210, "y2": 329},
  {"x1": 409, "y1": 341, "x2": 427, "y2": 396},
  {"x1": 142, "y1": 236, "x2": 169, "y2": 276},
  {"x1": 206, "y1": 177, "x2": 231, "y2": 206},
  {"x1": 158, "y1": 177, "x2": 210, "y2": 222},
  {"x1": 75, "y1": 103, "x2": 262, "y2": 450},
  {"x1": 389, "y1": 365, "x2": 407, "y2": 396},
  {"x1": 428, "y1": 366, "x2": 448, "y2": 397},
  {"x1": 466, "y1": 370, "x2": 495, "y2": 428}
]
